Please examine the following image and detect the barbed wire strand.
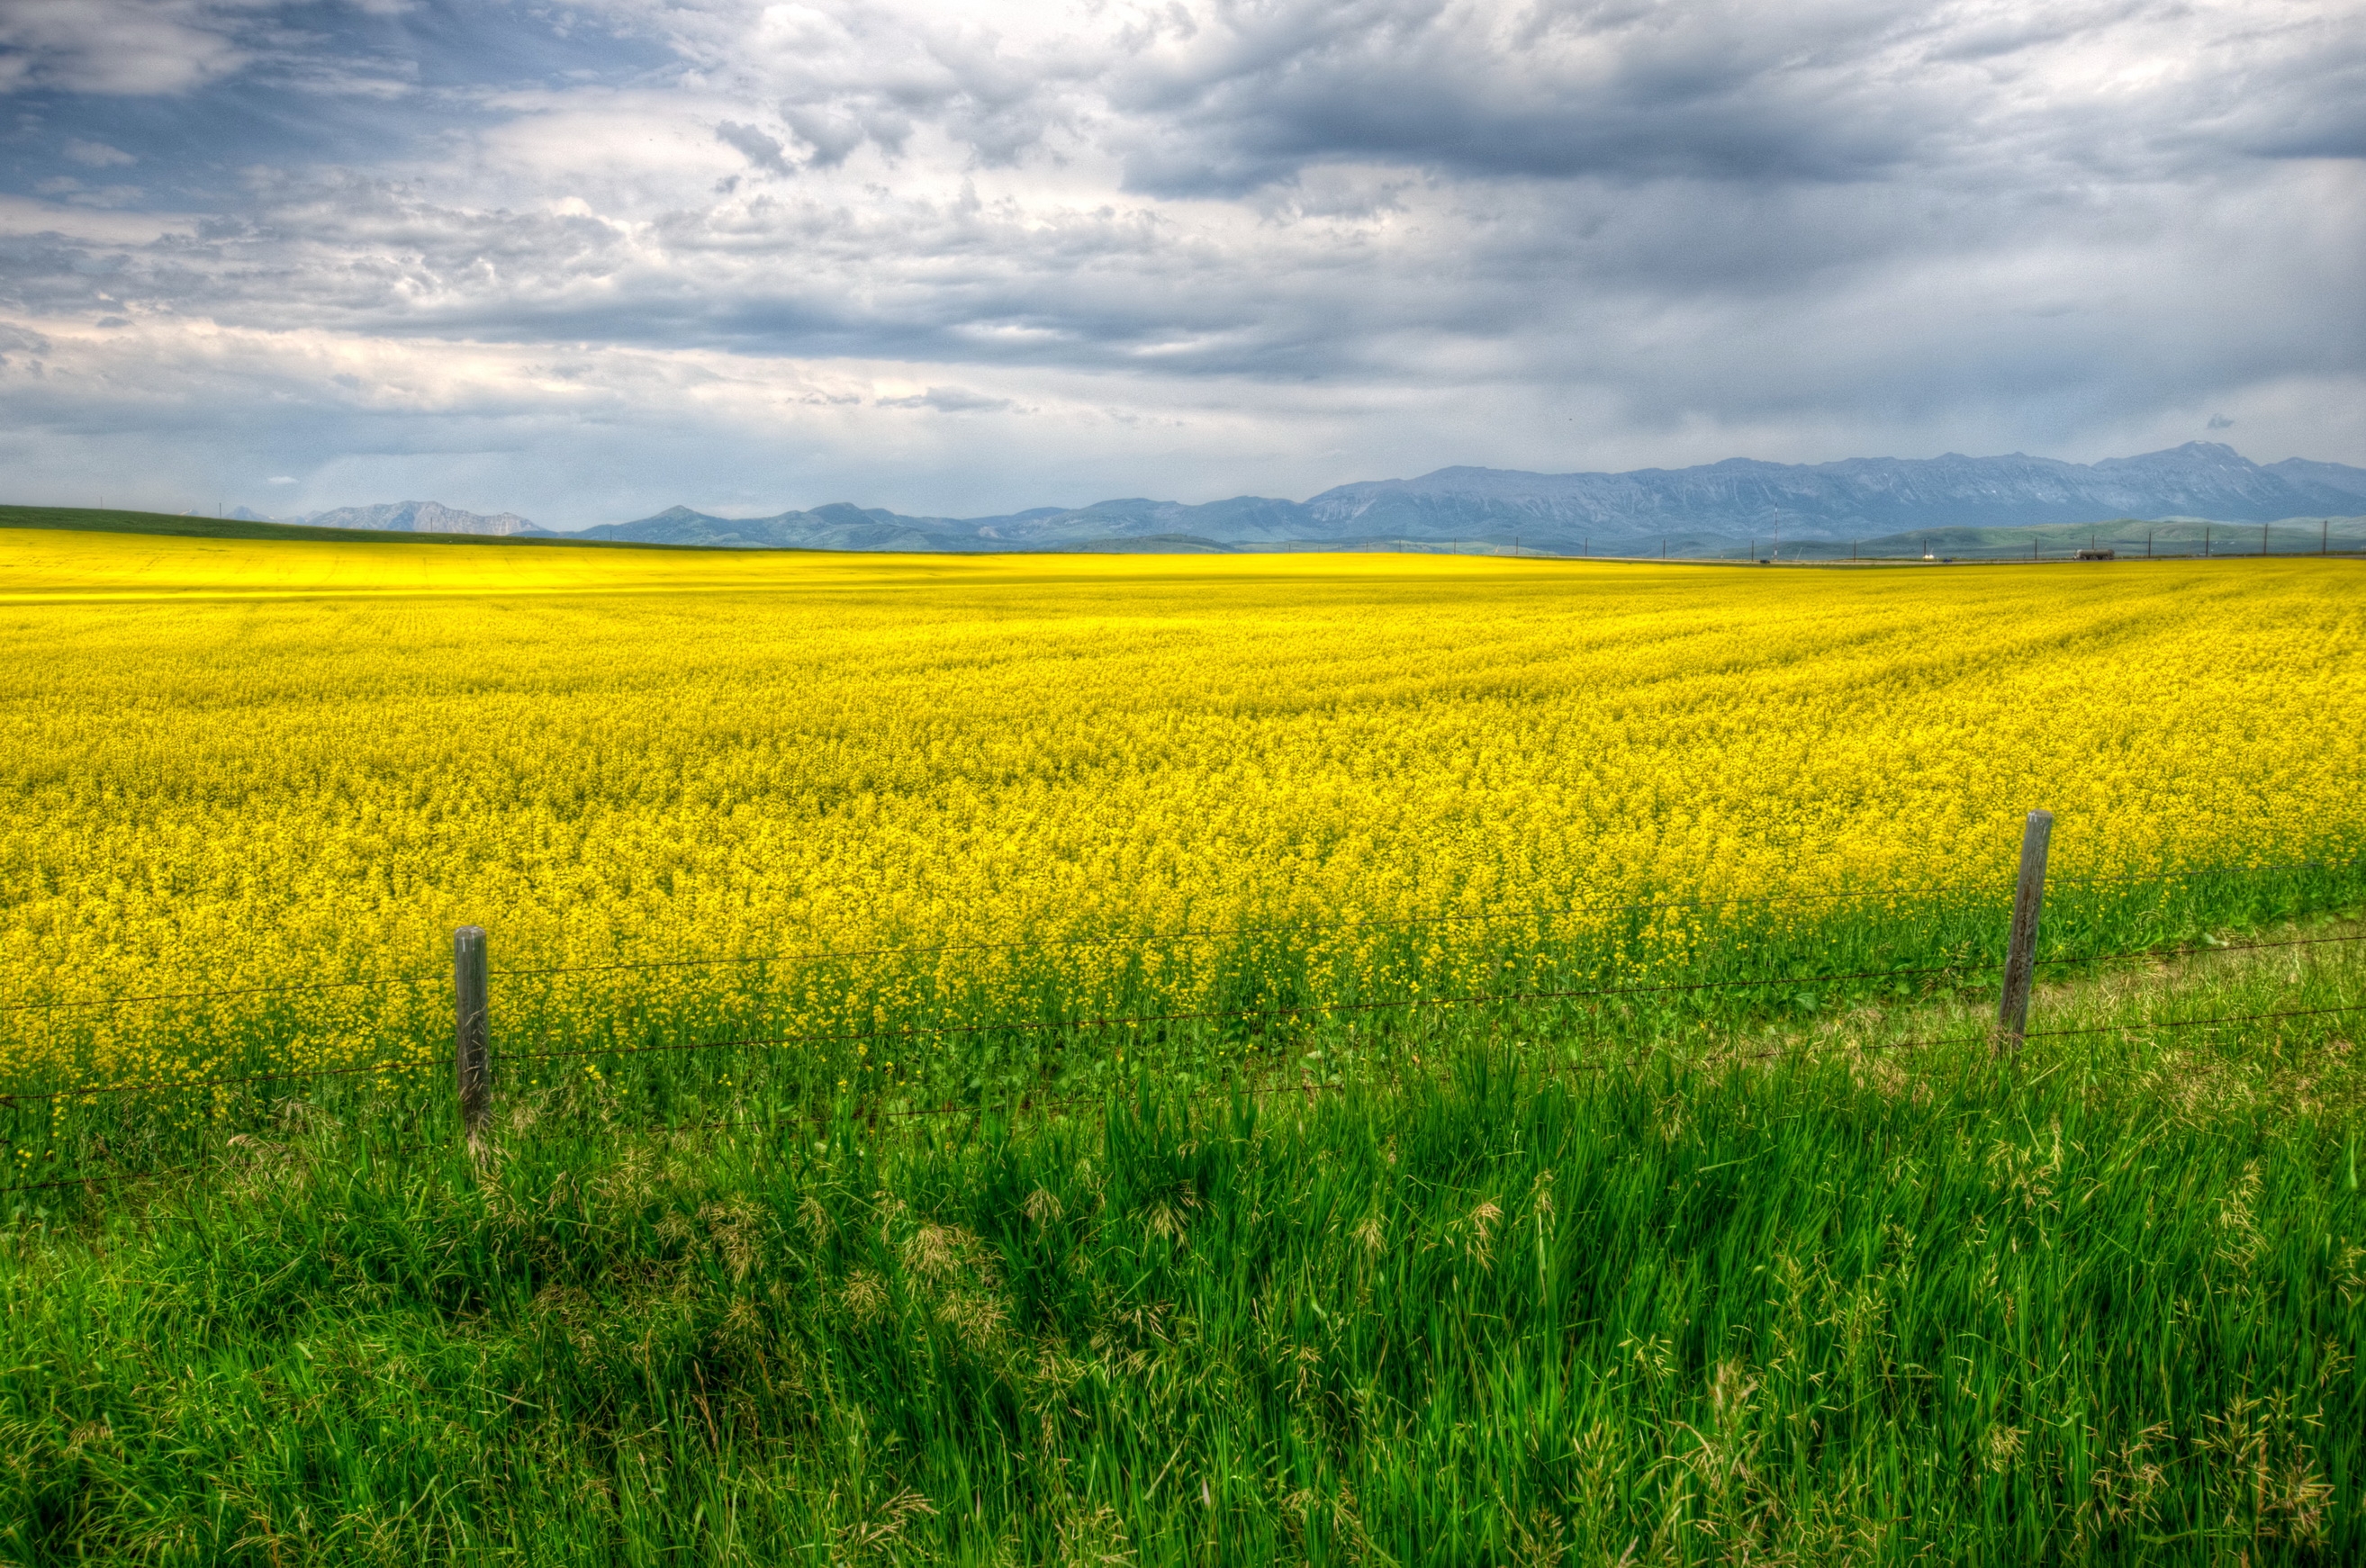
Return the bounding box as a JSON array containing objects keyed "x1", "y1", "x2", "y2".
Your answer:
[
  {"x1": 9, "y1": 876, "x2": 2023, "y2": 1011},
  {"x1": 507, "y1": 927, "x2": 2366, "y2": 1066},
  {"x1": 494, "y1": 854, "x2": 2364, "y2": 979},
  {"x1": 9, "y1": 852, "x2": 2358, "y2": 1013},
  {"x1": 1, "y1": 1137, "x2": 442, "y2": 1199},
  {"x1": 9, "y1": 956, "x2": 1966, "y2": 1102},
  {"x1": 0, "y1": 1053, "x2": 438, "y2": 1107},
  {"x1": 499, "y1": 882, "x2": 2018, "y2": 979},
  {"x1": 6, "y1": 928, "x2": 2357, "y2": 1109},
  {"x1": 0, "y1": 972, "x2": 444, "y2": 1017}
]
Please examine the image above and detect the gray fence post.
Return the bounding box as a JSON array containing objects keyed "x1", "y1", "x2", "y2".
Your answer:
[
  {"x1": 1995, "y1": 812, "x2": 2054, "y2": 1053},
  {"x1": 455, "y1": 925, "x2": 491, "y2": 1148}
]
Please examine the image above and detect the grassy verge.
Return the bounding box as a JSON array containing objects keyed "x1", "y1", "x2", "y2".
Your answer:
[
  {"x1": 2, "y1": 912, "x2": 2361, "y2": 1563},
  {"x1": 12, "y1": 858, "x2": 2366, "y2": 1194}
]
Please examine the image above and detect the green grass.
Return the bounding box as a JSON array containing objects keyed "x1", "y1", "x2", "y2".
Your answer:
[{"x1": 2, "y1": 907, "x2": 2361, "y2": 1563}]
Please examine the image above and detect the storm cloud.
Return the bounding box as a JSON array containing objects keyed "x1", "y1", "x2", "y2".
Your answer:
[{"x1": 0, "y1": 0, "x2": 2359, "y2": 526}]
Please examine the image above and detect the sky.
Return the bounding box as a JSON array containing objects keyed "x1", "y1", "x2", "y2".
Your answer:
[{"x1": 1, "y1": 0, "x2": 2361, "y2": 528}]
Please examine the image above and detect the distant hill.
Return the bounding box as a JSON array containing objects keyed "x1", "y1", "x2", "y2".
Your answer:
[
  {"x1": 1296, "y1": 445, "x2": 2366, "y2": 548},
  {"x1": 304, "y1": 500, "x2": 545, "y2": 536},
  {"x1": 580, "y1": 443, "x2": 2366, "y2": 554},
  {"x1": 0, "y1": 505, "x2": 662, "y2": 550},
  {"x1": 575, "y1": 504, "x2": 943, "y2": 552},
  {"x1": 575, "y1": 498, "x2": 1313, "y2": 553}
]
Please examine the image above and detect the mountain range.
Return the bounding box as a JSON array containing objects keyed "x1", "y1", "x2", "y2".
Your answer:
[
  {"x1": 250, "y1": 500, "x2": 544, "y2": 536},
  {"x1": 288, "y1": 443, "x2": 2366, "y2": 554}
]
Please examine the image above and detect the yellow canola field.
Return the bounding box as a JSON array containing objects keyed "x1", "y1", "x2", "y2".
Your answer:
[{"x1": 2, "y1": 525, "x2": 2361, "y2": 1090}]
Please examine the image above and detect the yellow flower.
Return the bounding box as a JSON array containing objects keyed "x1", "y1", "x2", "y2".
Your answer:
[{"x1": 0, "y1": 535, "x2": 2357, "y2": 1091}]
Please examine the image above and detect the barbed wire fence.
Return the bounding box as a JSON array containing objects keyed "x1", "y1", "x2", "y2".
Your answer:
[
  {"x1": 5, "y1": 814, "x2": 2363, "y2": 1199},
  {"x1": 1326, "y1": 523, "x2": 2366, "y2": 563}
]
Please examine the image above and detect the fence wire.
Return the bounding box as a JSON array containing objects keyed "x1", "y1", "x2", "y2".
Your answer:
[
  {"x1": 7, "y1": 852, "x2": 2358, "y2": 1013},
  {"x1": 10, "y1": 926, "x2": 2348, "y2": 1107}
]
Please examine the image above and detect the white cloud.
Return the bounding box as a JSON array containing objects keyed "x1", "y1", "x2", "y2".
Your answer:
[
  {"x1": 0, "y1": 0, "x2": 257, "y2": 95},
  {"x1": 62, "y1": 139, "x2": 137, "y2": 167},
  {"x1": 0, "y1": 0, "x2": 2359, "y2": 519},
  {"x1": 877, "y1": 385, "x2": 1016, "y2": 412}
]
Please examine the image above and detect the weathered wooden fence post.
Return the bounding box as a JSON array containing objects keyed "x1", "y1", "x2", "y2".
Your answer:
[
  {"x1": 1995, "y1": 811, "x2": 2053, "y2": 1053},
  {"x1": 454, "y1": 924, "x2": 491, "y2": 1149}
]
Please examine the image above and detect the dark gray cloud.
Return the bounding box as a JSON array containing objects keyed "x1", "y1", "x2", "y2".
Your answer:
[
  {"x1": 715, "y1": 120, "x2": 790, "y2": 174},
  {"x1": 1108, "y1": 0, "x2": 1932, "y2": 194},
  {"x1": 1102, "y1": 0, "x2": 2366, "y2": 194},
  {"x1": 0, "y1": 0, "x2": 2359, "y2": 526}
]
